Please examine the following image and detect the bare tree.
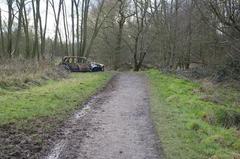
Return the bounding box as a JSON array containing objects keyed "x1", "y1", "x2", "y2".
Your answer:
[
  {"x1": 50, "y1": 0, "x2": 64, "y2": 58},
  {"x1": 80, "y1": 0, "x2": 91, "y2": 56},
  {"x1": 85, "y1": 0, "x2": 118, "y2": 57},
  {"x1": 184, "y1": 0, "x2": 193, "y2": 69},
  {"x1": 14, "y1": 0, "x2": 25, "y2": 56},
  {"x1": 0, "y1": 0, "x2": 238, "y2": 74},
  {"x1": 132, "y1": 0, "x2": 148, "y2": 71},
  {"x1": 62, "y1": 0, "x2": 70, "y2": 55},
  {"x1": 125, "y1": 0, "x2": 159, "y2": 71},
  {"x1": 0, "y1": 9, "x2": 5, "y2": 57},
  {"x1": 73, "y1": 0, "x2": 80, "y2": 56},
  {"x1": 22, "y1": 1, "x2": 31, "y2": 58},
  {"x1": 71, "y1": 0, "x2": 75, "y2": 56},
  {"x1": 32, "y1": 0, "x2": 40, "y2": 59},
  {"x1": 39, "y1": 0, "x2": 49, "y2": 59},
  {"x1": 114, "y1": 0, "x2": 134, "y2": 70},
  {"x1": 168, "y1": 0, "x2": 179, "y2": 69},
  {"x1": 7, "y1": 0, "x2": 14, "y2": 58},
  {"x1": 194, "y1": 0, "x2": 240, "y2": 66}
]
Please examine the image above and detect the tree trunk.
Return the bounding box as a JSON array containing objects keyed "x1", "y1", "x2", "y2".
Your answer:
[
  {"x1": 71, "y1": 0, "x2": 75, "y2": 56},
  {"x1": 73, "y1": 0, "x2": 80, "y2": 56},
  {"x1": 185, "y1": 0, "x2": 193, "y2": 69},
  {"x1": 23, "y1": 4, "x2": 31, "y2": 58},
  {"x1": 15, "y1": 0, "x2": 24, "y2": 57},
  {"x1": 50, "y1": 0, "x2": 63, "y2": 58},
  {"x1": 7, "y1": 0, "x2": 14, "y2": 58},
  {"x1": 40, "y1": 0, "x2": 49, "y2": 59},
  {"x1": 0, "y1": 9, "x2": 5, "y2": 57},
  {"x1": 81, "y1": 0, "x2": 90, "y2": 56},
  {"x1": 114, "y1": 0, "x2": 126, "y2": 70},
  {"x1": 63, "y1": 0, "x2": 69, "y2": 56},
  {"x1": 32, "y1": 0, "x2": 40, "y2": 59}
]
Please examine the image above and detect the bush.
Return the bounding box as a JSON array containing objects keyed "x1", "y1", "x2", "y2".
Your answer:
[
  {"x1": 215, "y1": 108, "x2": 240, "y2": 128},
  {"x1": 187, "y1": 120, "x2": 201, "y2": 131},
  {"x1": 233, "y1": 140, "x2": 240, "y2": 150},
  {"x1": 213, "y1": 59, "x2": 240, "y2": 82},
  {"x1": 202, "y1": 112, "x2": 217, "y2": 125}
]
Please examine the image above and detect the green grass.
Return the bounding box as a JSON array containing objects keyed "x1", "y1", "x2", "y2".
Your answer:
[
  {"x1": 0, "y1": 72, "x2": 112, "y2": 125},
  {"x1": 147, "y1": 69, "x2": 240, "y2": 159}
]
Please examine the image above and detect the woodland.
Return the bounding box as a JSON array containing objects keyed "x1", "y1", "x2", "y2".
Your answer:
[{"x1": 0, "y1": 0, "x2": 239, "y2": 76}]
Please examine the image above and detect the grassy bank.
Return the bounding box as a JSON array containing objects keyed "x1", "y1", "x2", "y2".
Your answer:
[
  {"x1": 147, "y1": 69, "x2": 240, "y2": 159},
  {"x1": 0, "y1": 72, "x2": 112, "y2": 158}
]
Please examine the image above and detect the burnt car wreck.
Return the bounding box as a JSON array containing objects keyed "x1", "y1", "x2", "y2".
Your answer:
[{"x1": 60, "y1": 56, "x2": 104, "y2": 72}]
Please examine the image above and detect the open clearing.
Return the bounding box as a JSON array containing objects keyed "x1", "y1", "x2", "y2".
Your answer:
[{"x1": 45, "y1": 73, "x2": 162, "y2": 159}]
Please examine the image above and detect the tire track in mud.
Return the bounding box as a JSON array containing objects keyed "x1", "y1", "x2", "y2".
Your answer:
[{"x1": 45, "y1": 73, "x2": 162, "y2": 159}]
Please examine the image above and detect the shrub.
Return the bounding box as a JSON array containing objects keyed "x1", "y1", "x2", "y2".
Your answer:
[
  {"x1": 233, "y1": 140, "x2": 240, "y2": 150},
  {"x1": 187, "y1": 120, "x2": 201, "y2": 131},
  {"x1": 213, "y1": 59, "x2": 240, "y2": 82},
  {"x1": 202, "y1": 112, "x2": 217, "y2": 125},
  {"x1": 215, "y1": 108, "x2": 240, "y2": 128}
]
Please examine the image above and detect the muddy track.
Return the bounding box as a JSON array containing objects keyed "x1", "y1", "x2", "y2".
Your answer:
[{"x1": 44, "y1": 73, "x2": 163, "y2": 159}]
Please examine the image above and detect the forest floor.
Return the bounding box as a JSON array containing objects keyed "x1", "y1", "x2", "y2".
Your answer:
[{"x1": 44, "y1": 72, "x2": 162, "y2": 159}]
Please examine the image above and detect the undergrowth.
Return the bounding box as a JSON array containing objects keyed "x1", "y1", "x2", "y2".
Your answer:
[{"x1": 0, "y1": 59, "x2": 67, "y2": 91}]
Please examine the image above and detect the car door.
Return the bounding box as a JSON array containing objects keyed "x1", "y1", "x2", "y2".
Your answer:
[{"x1": 78, "y1": 58, "x2": 91, "y2": 72}]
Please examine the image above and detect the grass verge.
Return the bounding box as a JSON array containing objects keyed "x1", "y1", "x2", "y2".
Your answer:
[
  {"x1": 147, "y1": 69, "x2": 240, "y2": 159},
  {"x1": 0, "y1": 72, "x2": 112, "y2": 158}
]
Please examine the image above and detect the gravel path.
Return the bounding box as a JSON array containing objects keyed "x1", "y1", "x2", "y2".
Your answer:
[{"x1": 45, "y1": 73, "x2": 162, "y2": 159}]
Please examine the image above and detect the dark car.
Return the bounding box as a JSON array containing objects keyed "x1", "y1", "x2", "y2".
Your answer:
[{"x1": 60, "y1": 56, "x2": 104, "y2": 72}]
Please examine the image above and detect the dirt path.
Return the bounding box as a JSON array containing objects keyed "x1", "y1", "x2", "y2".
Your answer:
[{"x1": 45, "y1": 73, "x2": 162, "y2": 159}]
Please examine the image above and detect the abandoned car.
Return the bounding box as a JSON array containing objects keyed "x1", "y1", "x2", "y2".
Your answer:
[{"x1": 60, "y1": 56, "x2": 104, "y2": 72}]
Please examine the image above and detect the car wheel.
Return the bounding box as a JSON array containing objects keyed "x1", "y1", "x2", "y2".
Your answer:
[
  {"x1": 92, "y1": 67, "x2": 97, "y2": 72},
  {"x1": 64, "y1": 65, "x2": 71, "y2": 72},
  {"x1": 92, "y1": 67, "x2": 102, "y2": 72}
]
